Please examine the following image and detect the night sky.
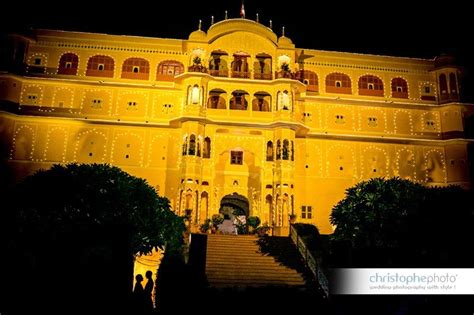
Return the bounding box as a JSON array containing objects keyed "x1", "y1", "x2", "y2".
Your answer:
[{"x1": 2, "y1": 0, "x2": 473, "y2": 101}]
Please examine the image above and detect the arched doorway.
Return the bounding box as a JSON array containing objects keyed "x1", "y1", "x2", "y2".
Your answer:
[{"x1": 220, "y1": 193, "x2": 249, "y2": 221}]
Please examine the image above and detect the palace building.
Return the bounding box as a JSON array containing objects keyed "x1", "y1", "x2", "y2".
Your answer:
[{"x1": 0, "y1": 17, "x2": 472, "y2": 235}]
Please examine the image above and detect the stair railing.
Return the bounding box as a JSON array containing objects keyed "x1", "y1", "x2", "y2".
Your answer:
[{"x1": 290, "y1": 224, "x2": 329, "y2": 297}]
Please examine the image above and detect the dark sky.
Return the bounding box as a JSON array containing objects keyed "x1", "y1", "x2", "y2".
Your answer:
[{"x1": 2, "y1": 0, "x2": 473, "y2": 100}]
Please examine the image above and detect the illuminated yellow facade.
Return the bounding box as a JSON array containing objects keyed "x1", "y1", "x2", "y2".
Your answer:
[{"x1": 0, "y1": 19, "x2": 471, "y2": 234}]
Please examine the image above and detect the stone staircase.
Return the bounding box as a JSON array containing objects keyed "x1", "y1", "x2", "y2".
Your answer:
[{"x1": 205, "y1": 234, "x2": 307, "y2": 288}]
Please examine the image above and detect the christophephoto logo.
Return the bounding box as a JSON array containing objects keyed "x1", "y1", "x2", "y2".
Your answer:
[
  {"x1": 368, "y1": 271, "x2": 458, "y2": 290},
  {"x1": 331, "y1": 269, "x2": 474, "y2": 295}
]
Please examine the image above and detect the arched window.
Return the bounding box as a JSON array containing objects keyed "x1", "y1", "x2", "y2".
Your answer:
[
  {"x1": 191, "y1": 85, "x2": 200, "y2": 104},
  {"x1": 197, "y1": 138, "x2": 201, "y2": 157},
  {"x1": 280, "y1": 90, "x2": 290, "y2": 110},
  {"x1": 230, "y1": 90, "x2": 249, "y2": 110},
  {"x1": 121, "y1": 58, "x2": 150, "y2": 80},
  {"x1": 276, "y1": 140, "x2": 281, "y2": 160},
  {"x1": 358, "y1": 75, "x2": 384, "y2": 96},
  {"x1": 252, "y1": 91, "x2": 271, "y2": 112},
  {"x1": 209, "y1": 51, "x2": 229, "y2": 77},
  {"x1": 203, "y1": 137, "x2": 211, "y2": 158},
  {"x1": 86, "y1": 55, "x2": 114, "y2": 78},
  {"x1": 439, "y1": 74, "x2": 448, "y2": 96},
  {"x1": 57, "y1": 53, "x2": 79, "y2": 75},
  {"x1": 326, "y1": 73, "x2": 351, "y2": 94},
  {"x1": 391, "y1": 77, "x2": 408, "y2": 99},
  {"x1": 207, "y1": 89, "x2": 227, "y2": 109},
  {"x1": 296, "y1": 70, "x2": 318, "y2": 92},
  {"x1": 189, "y1": 135, "x2": 196, "y2": 155},
  {"x1": 449, "y1": 72, "x2": 458, "y2": 96},
  {"x1": 182, "y1": 136, "x2": 187, "y2": 156},
  {"x1": 231, "y1": 52, "x2": 250, "y2": 78},
  {"x1": 157, "y1": 60, "x2": 184, "y2": 81},
  {"x1": 254, "y1": 53, "x2": 272, "y2": 80},
  {"x1": 282, "y1": 140, "x2": 290, "y2": 160},
  {"x1": 291, "y1": 140, "x2": 294, "y2": 161},
  {"x1": 266, "y1": 141, "x2": 274, "y2": 161}
]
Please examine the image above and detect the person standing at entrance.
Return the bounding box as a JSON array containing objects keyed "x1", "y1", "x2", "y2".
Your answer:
[
  {"x1": 144, "y1": 270, "x2": 154, "y2": 313},
  {"x1": 133, "y1": 274, "x2": 145, "y2": 314}
]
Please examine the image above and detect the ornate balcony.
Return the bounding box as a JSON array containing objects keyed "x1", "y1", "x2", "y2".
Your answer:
[
  {"x1": 231, "y1": 71, "x2": 251, "y2": 79},
  {"x1": 188, "y1": 65, "x2": 208, "y2": 73},
  {"x1": 254, "y1": 72, "x2": 272, "y2": 80},
  {"x1": 209, "y1": 69, "x2": 228, "y2": 77},
  {"x1": 275, "y1": 71, "x2": 295, "y2": 80}
]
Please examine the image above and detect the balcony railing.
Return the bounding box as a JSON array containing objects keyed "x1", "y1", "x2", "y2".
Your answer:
[
  {"x1": 275, "y1": 71, "x2": 295, "y2": 79},
  {"x1": 231, "y1": 71, "x2": 251, "y2": 79},
  {"x1": 254, "y1": 72, "x2": 273, "y2": 80},
  {"x1": 209, "y1": 69, "x2": 228, "y2": 77},
  {"x1": 188, "y1": 65, "x2": 208, "y2": 73}
]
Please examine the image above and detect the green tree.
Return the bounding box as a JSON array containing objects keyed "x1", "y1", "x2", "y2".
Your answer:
[
  {"x1": 330, "y1": 177, "x2": 474, "y2": 267},
  {"x1": 2, "y1": 163, "x2": 185, "y2": 314},
  {"x1": 330, "y1": 177, "x2": 425, "y2": 249},
  {"x1": 10, "y1": 163, "x2": 184, "y2": 255}
]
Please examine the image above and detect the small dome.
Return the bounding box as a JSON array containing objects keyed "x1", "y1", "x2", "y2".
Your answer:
[
  {"x1": 278, "y1": 35, "x2": 293, "y2": 47},
  {"x1": 189, "y1": 30, "x2": 207, "y2": 41}
]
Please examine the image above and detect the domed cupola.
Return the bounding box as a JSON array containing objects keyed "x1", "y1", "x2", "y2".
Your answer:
[
  {"x1": 277, "y1": 27, "x2": 294, "y2": 48},
  {"x1": 188, "y1": 20, "x2": 207, "y2": 42}
]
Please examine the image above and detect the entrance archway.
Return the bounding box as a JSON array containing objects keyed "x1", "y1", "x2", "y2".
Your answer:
[{"x1": 220, "y1": 193, "x2": 249, "y2": 220}]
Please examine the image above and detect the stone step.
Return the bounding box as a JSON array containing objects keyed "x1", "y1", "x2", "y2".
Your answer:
[
  {"x1": 206, "y1": 237, "x2": 258, "y2": 243},
  {"x1": 206, "y1": 266, "x2": 299, "y2": 275},
  {"x1": 207, "y1": 278, "x2": 306, "y2": 287},
  {"x1": 205, "y1": 262, "x2": 281, "y2": 269},
  {"x1": 206, "y1": 241, "x2": 259, "y2": 247},
  {"x1": 204, "y1": 235, "x2": 308, "y2": 289},
  {"x1": 207, "y1": 236, "x2": 258, "y2": 240},
  {"x1": 206, "y1": 270, "x2": 303, "y2": 280},
  {"x1": 207, "y1": 237, "x2": 258, "y2": 241},
  {"x1": 206, "y1": 252, "x2": 269, "y2": 258},
  {"x1": 205, "y1": 255, "x2": 278, "y2": 263},
  {"x1": 206, "y1": 245, "x2": 261, "y2": 251},
  {"x1": 206, "y1": 239, "x2": 259, "y2": 245},
  {"x1": 205, "y1": 263, "x2": 300, "y2": 272},
  {"x1": 207, "y1": 277, "x2": 305, "y2": 286}
]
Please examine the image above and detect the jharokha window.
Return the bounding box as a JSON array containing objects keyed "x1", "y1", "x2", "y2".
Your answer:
[
  {"x1": 296, "y1": 70, "x2": 318, "y2": 92},
  {"x1": 86, "y1": 55, "x2": 114, "y2": 78},
  {"x1": 121, "y1": 58, "x2": 150, "y2": 80},
  {"x1": 326, "y1": 73, "x2": 351, "y2": 94},
  {"x1": 231, "y1": 52, "x2": 250, "y2": 78},
  {"x1": 230, "y1": 151, "x2": 243, "y2": 165},
  {"x1": 266, "y1": 141, "x2": 274, "y2": 161},
  {"x1": 449, "y1": 73, "x2": 458, "y2": 96},
  {"x1": 57, "y1": 53, "x2": 79, "y2": 75},
  {"x1": 230, "y1": 91, "x2": 248, "y2": 110},
  {"x1": 203, "y1": 137, "x2": 211, "y2": 158},
  {"x1": 391, "y1": 77, "x2": 408, "y2": 99},
  {"x1": 209, "y1": 51, "x2": 229, "y2": 77},
  {"x1": 358, "y1": 75, "x2": 384, "y2": 97},
  {"x1": 157, "y1": 60, "x2": 184, "y2": 81},
  {"x1": 254, "y1": 53, "x2": 272, "y2": 80}
]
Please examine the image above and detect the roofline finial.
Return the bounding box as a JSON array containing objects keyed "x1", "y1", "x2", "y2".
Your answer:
[
  {"x1": 198, "y1": 19, "x2": 202, "y2": 30},
  {"x1": 282, "y1": 26, "x2": 285, "y2": 37},
  {"x1": 240, "y1": 1, "x2": 245, "y2": 19},
  {"x1": 256, "y1": 13, "x2": 259, "y2": 23},
  {"x1": 225, "y1": 10, "x2": 228, "y2": 20},
  {"x1": 211, "y1": 16, "x2": 214, "y2": 25},
  {"x1": 269, "y1": 20, "x2": 272, "y2": 29}
]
